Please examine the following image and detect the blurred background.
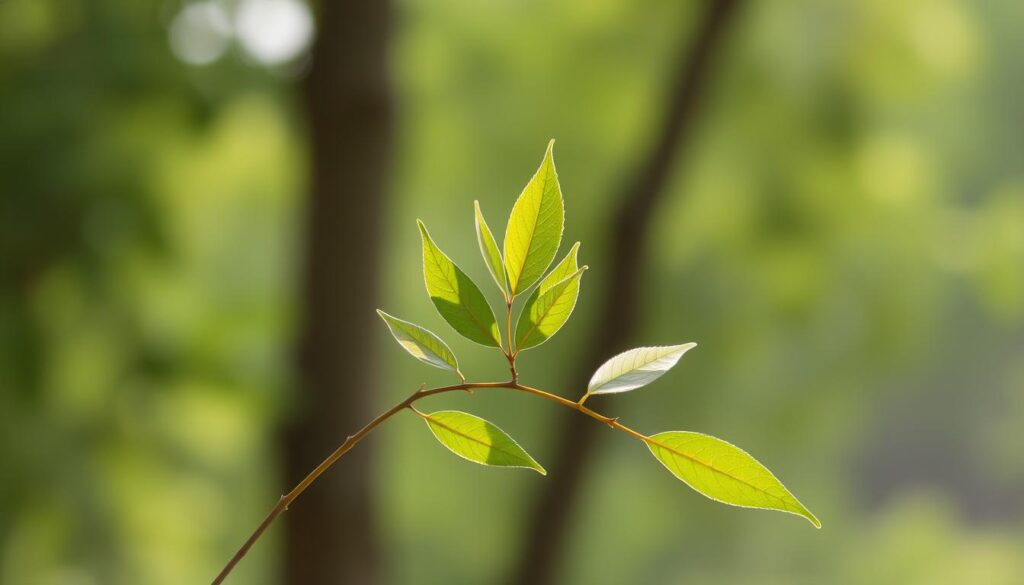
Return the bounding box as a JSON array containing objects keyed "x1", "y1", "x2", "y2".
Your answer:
[{"x1": 2, "y1": 0, "x2": 1023, "y2": 583}]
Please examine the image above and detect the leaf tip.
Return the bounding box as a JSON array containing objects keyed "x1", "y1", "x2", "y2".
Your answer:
[
  {"x1": 416, "y1": 220, "x2": 433, "y2": 241},
  {"x1": 566, "y1": 242, "x2": 581, "y2": 264},
  {"x1": 803, "y1": 509, "x2": 822, "y2": 529},
  {"x1": 673, "y1": 342, "x2": 698, "y2": 354}
]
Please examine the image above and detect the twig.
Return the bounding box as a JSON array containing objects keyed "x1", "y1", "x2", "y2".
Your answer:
[{"x1": 211, "y1": 379, "x2": 651, "y2": 584}]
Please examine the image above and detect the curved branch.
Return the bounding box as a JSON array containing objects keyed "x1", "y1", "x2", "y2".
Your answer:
[{"x1": 211, "y1": 380, "x2": 650, "y2": 584}]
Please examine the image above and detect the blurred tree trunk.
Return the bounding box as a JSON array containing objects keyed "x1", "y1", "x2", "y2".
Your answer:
[
  {"x1": 282, "y1": 2, "x2": 393, "y2": 584},
  {"x1": 509, "y1": 2, "x2": 743, "y2": 583}
]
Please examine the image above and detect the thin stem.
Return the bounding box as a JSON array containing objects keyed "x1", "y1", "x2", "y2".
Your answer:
[
  {"x1": 212, "y1": 379, "x2": 647, "y2": 584},
  {"x1": 505, "y1": 298, "x2": 518, "y2": 382},
  {"x1": 214, "y1": 382, "x2": 465, "y2": 584}
]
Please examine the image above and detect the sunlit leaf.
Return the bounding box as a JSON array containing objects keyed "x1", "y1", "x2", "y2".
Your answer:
[
  {"x1": 514, "y1": 267, "x2": 586, "y2": 351},
  {"x1": 376, "y1": 310, "x2": 463, "y2": 379},
  {"x1": 418, "y1": 410, "x2": 546, "y2": 474},
  {"x1": 587, "y1": 344, "x2": 696, "y2": 395},
  {"x1": 503, "y1": 139, "x2": 564, "y2": 296},
  {"x1": 515, "y1": 244, "x2": 585, "y2": 351},
  {"x1": 645, "y1": 431, "x2": 820, "y2": 528},
  {"x1": 538, "y1": 241, "x2": 580, "y2": 288},
  {"x1": 418, "y1": 220, "x2": 501, "y2": 347},
  {"x1": 474, "y1": 200, "x2": 507, "y2": 296}
]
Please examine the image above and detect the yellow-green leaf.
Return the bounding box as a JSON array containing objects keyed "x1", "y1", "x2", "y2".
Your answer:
[
  {"x1": 418, "y1": 220, "x2": 501, "y2": 347},
  {"x1": 376, "y1": 310, "x2": 463, "y2": 380},
  {"x1": 503, "y1": 139, "x2": 564, "y2": 296},
  {"x1": 538, "y1": 241, "x2": 580, "y2": 289},
  {"x1": 418, "y1": 410, "x2": 546, "y2": 474},
  {"x1": 474, "y1": 200, "x2": 507, "y2": 296},
  {"x1": 646, "y1": 431, "x2": 820, "y2": 528},
  {"x1": 515, "y1": 245, "x2": 585, "y2": 351}
]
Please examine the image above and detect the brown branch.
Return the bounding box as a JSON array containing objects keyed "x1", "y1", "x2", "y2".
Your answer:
[
  {"x1": 508, "y1": 2, "x2": 745, "y2": 583},
  {"x1": 212, "y1": 380, "x2": 653, "y2": 584}
]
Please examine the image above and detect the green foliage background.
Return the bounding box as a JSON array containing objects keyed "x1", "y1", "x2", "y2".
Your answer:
[{"x1": 2, "y1": 0, "x2": 1023, "y2": 583}]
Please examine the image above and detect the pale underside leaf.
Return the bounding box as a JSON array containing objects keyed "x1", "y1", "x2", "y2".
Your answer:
[
  {"x1": 587, "y1": 344, "x2": 697, "y2": 395},
  {"x1": 646, "y1": 431, "x2": 820, "y2": 528},
  {"x1": 503, "y1": 139, "x2": 565, "y2": 296},
  {"x1": 419, "y1": 410, "x2": 546, "y2": 475},
  {"x1": 474, "y1": 200, "x2": 508, "y2": 296},
  {"x1": 418, "y1": 220, "x2": 501, "y2": 347},
  {"x1": 376, "y1": 310, "x2": 462, "y2": 380},
  {"x1": 515, "y1": 262, "x2": 586, "y2": 351}
]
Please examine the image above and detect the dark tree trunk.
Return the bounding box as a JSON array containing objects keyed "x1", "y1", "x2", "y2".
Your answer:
[
  {"x1": 509, "y1": 2, "x2": 743, "y2": 583},
  {"x1": 282, "y1": 2, "x2": 393, "y2": 583}
]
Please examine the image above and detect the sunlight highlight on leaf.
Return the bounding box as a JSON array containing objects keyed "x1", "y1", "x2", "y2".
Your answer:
[
  {"x1": 515, "y1": 245, "x2": 585, "y2": 351},
  {"x1": 503, "y1": 140, "x2": 564, "y2": 296}
]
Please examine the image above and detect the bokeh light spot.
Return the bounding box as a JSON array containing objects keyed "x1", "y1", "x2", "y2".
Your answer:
[
  {"x1": 235, "y1": 0, "x2": 314, "y2": 66},
  {"x1": 168, "y1": 1, "x2": 232, "y2": 66}
]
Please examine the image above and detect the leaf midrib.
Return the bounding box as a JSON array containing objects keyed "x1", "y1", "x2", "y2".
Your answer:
[{"x1": 646, "y1": 435, "x2": 789, "y2": 506}]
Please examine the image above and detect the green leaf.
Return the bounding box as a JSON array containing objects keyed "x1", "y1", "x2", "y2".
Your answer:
[
  {"x1": 474, "y1": 200, "x2": 507, "y2": 296},
  {"x1": 417, "y1": 410, "x2": 546, "y2": 475},
  {"x1": 418, "y1": 220, "x2": 501, "y2": 347},
  {"x1": 539, "y1": 241, "x2": 581, "y2": 288},
  {"x1": 587, "y1": 344, "x2": 697, "y2": 395},
  {"x1": 514, "y1": 267, "x2": 586, "y2": 351},
  {"x1": 645, "y1": 431, "x2": 820, "y2": 528},
  {"x1": 376, "y1": 310, "x2": 463, "y2": 380},
  {"x1": 514, "y1": 244, "x2": 585, "y2": 351},
  {"x1": 503, "y1": 139, "x2": 564, "y2": 296}
]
